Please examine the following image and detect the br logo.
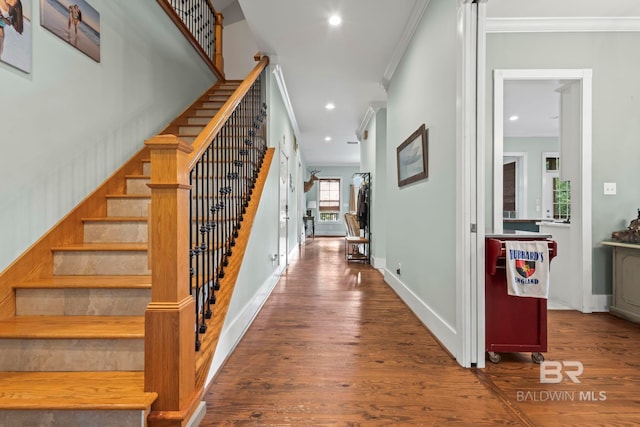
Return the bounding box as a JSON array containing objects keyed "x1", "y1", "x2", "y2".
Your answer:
[{"x1": 515, "y1": 260, "x2": 536, "y2": 278}]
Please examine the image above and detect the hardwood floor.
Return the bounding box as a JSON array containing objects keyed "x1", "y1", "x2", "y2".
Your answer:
[{"x1": 201, "y1": 237, "x2": 640, "y2": 426}]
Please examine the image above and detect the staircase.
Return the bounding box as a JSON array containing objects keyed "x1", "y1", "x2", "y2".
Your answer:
[{"x1": 0, "y1": 81, "x2": 249, "y2": 426}]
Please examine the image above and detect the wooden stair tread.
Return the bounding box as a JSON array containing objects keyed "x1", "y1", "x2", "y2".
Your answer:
[
  {"x1": 51, "y1": 243, "x2": 148, "y2": 251},
  {"x1": 0, "y1": 371, "x2": 156, "y2": 410},
  {"x1": 13, "y1": 275, "x2": 152, "y2": 289},
  {"x1": 0, "y1": 316, "x2": 144, "y2": 339}
]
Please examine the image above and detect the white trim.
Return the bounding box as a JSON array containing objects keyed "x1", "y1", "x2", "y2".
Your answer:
[
  {"x1": 372, "y1": 256, "x2": 386, "y2": 271},
  {"x1": 486, "y1": 17, "x2": 640, "y2": 34},
  {"x1": 456, "y1": 0, "x2": 482, "y2": 368},
  {"x1": 381, "y1": 0, "x2": 431, "y2": 89},
  {"x1": 185, "y1": 402, "x2": 206, "y2": 427},
  {"x1": 384, "y1": 269, "x2": 458, "y2": 355},
  {"x1": 493, "y1": 69, "x2": 593, "y2": 315},
  {"x1": 474, "y1": 0, "x2": 487, "y2": 369},
  {"x1": 590, "y1": 294, "x2": 612, "y2": 313},
  {"x1": 271, "y1": 64, "x2": 301, "y2": 142},
  {"x1": 356, "y1": 102, "x2": 386, "y2": 141}
]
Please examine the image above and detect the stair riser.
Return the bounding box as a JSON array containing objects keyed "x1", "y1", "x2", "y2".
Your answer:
[
  {"x1": 0, "y1": 409, "x2": 148, "y2": 427},
  {"x1": 53, "y1": 251, "x2": 149, "y2": 275},
  {"x1": 188, "y1": 116, "x2": 212, "y2": 126},
  {"x1": 142, "y1": 162, "x2": 151, "y2": 176},
  {"x1": 107, "y1": 198, "x2": 150, "y2": 217},
  {"x1": 126, "y1": 178, "x2": 151, "y2": 195},
  {"x1": 202, "y1": 101, "x2": 224, "y2": 108},
  {"x1": 0, "y1": 338, "x2": 143, "y2": 371},
  {"x1": 16, "y1": 288, "x2": 150, "y2": 316},
  {"x1": 84, "y1": 221, "x2": 148, "y2": 243},
  {"x1": 179, "y1": 125, "x2": 206, "y2": 135},
  {"x1": 195, "y1": 109, "x2": 217, "y2": 117}
]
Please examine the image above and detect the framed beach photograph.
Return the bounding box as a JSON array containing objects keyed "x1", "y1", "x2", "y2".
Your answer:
[
  {"x1": 0, "y1": 0, "x2": 32, "y2": 73},
  {"x1": 397, "y1": 123, "x2": 428, "y2": 187},
  {"x1": 40, "y1": 0, "x2": 100, "y2": 62}
]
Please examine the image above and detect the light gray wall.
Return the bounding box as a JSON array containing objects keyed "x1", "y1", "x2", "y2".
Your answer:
[
  {"x1": 504, "y1": 137, "x2": 559, "y2": 219},
  {"x1": 486, "y1": 32, "x2": 640, "y2": 294},
  {"x1": 360, "y1": 108, "x2": 388, "y2": 268},
  {"x1": 385, "y1": 0, "x2": 457, "y2": 332},
  {"x1": 305, "y1": 165, "x2": 359, "y2": 236},
  {"x1": 0, "y1": 0, "x2": 214, "y2": 273},
  {"x1": 221, "y1": 18, "x2": 259, "y2": 80}
]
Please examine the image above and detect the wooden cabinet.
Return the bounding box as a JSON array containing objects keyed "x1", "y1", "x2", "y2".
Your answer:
[{"x1": 602, "y1": 241, "x2": 640, "y2": 323}]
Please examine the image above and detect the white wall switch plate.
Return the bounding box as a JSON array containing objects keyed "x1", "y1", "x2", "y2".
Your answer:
[{"x1": 604, "y1": 182, "x2": 617, "y2": 195}]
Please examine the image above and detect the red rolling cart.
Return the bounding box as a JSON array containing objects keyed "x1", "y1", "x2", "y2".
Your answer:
[{"x1": 485, "y1": 235, "x2": 557, "y2": 364}]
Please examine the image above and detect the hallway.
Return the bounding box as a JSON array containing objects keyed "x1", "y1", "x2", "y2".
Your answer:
[{"x1": 201, "y1": 238, "x2": 640, "y2": 426}]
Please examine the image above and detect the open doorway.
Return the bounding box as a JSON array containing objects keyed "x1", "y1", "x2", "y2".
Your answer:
[{"x1": 493, "y1": 69, "x2": 592, "y2": 312}]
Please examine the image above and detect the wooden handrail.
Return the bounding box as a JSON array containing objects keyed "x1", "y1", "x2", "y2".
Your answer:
[
  {"x1": 156, "y1": 0, "x2": 225, "y2": 80},
  {"x1": 145, "y1": 55, "x2": 271, "y2": 426},
  {"x1": 186, "y1": 56, "x2": 269, "y2": 171}
]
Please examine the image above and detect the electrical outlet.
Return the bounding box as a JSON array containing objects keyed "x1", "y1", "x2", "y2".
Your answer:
[{"x1": 603, "y1": 182, "x2": 617, "y2": 195}]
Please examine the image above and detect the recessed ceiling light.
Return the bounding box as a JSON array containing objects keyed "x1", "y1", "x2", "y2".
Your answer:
[
  {"x1": 509, "y1": 115, "x2": 519, "y2": 121},
  {"x1": 329, "y1": 15, "x2": 342, "y2": 27},
  {"x1": 325, "y1": 103, "x2": 335, "y2": 110},
  {"x1": 324, "y1": 136, "x2": 332, "y2": 142}
]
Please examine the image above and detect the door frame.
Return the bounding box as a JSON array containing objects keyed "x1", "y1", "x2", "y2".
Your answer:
[{"x1": 492, "y1": 69, "x2": 593, "y2": 313}]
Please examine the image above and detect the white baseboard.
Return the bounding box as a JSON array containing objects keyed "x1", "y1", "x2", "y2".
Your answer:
[
  {"x1": 383, "y1": 269, "x2": 458, "y2": 360},
  {"x1": 590, "y1": 294, "x2": 612, "y2": 312},
  {"x1": 185, "y1": 402, "x2": 206, "y2": 427},
  {"x1": 372, "y1": 256, "x2": 386, "y2": 271}
]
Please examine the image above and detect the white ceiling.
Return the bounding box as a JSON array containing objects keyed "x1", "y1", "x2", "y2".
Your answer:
[
  {"x1": 212, "y1": 0, "x2": 640, "y2": 166},
  {"x1": 503, "y1": 80, "x2": 560, "y2": 138},
  {"x1": 226, "y1": 0, "x2": 424, "y2": 166}
]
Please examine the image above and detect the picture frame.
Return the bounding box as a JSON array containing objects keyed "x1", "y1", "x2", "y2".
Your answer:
[
  {"x1": 0, "y1": 0, "x2": 32, "y2": 73},
  {"x1": 40, "y1": 0, "x2": 100, "y2": 62},
  {"x1": 397, "y1": 123, "x2": 428, "y2": 187}
]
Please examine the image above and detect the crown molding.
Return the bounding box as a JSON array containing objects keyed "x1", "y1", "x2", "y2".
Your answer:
[
  {"x1": 356, "y1": 102, "x2": 386, "y2": 141},
  {"x1": 381, "y1": 0, "x2": 431, "y2": 90},
  {"x1": 486, "y1": 17, "x2": 640, "y2": 33},
  {"x1": 270, "y1": 64, "x2": 301, "y2": 141}
]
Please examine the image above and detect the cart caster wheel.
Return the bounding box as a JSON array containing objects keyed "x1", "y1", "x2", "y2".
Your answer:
[
  {"x1": 532, "y1": 352, "x2": 544, "y2": 364},
  {"x1": 488, "y1": 352, "x2": 501, "y2": 364}
]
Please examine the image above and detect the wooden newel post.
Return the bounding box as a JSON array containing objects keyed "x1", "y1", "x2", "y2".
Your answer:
[
  {"x1": 215, "y1": 11, "x2": 224, "y2": 75},
  {"x1": 144, "y1": 135, "x2": 200, "y2": 427}
]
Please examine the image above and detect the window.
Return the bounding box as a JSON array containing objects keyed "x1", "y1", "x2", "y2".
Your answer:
[
  {"x1": 318, "y1": 178, "x2": 340, "y2": 222},
  {"x1": 543, "y1": 155, "x2": 571, "y2": 221},
  {"x1": 553, "y1": 178, "x2": 571, "y2": 221}
]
